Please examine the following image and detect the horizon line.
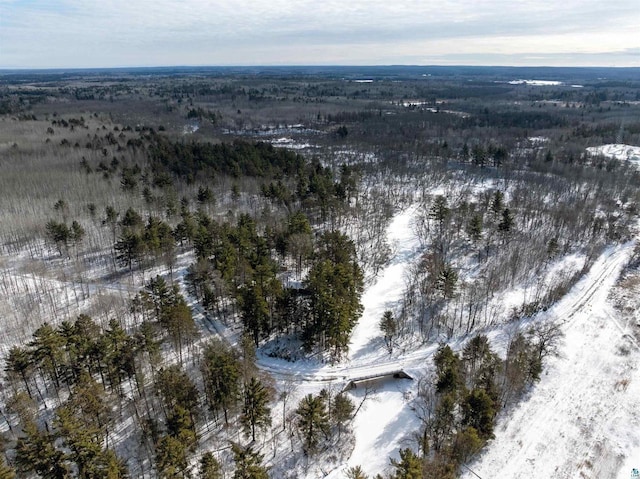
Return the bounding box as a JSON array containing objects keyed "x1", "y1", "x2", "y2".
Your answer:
[{"x1": 2, "y1": 64, "x2": 640, "y2": 73}]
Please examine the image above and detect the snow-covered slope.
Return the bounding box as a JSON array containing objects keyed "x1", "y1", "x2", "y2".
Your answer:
[
  {"x1": 586, "y1": 144, "x2": 640, "y2": 166},
  {"x1": 348, "y1": 205, "x2": 421, "y2": 361},
  {"x1": 259, "y1": 204, "x2": 639, "y2": 479},
  {"x1": 462, "y1": 242, "x2": 640, "y2": 479}
]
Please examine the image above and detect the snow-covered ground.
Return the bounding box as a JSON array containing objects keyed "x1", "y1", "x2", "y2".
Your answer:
[
  {"x1": 348, "y1": 205, "x2": 421, "y2": 361},
  {"x1": 587, "y1": 144, "x2": 640, "y2": 165},
  {"x1": 509, "y1": 80, "x2": 563, "y2": 86},
  {"x1": 260, "y1": 201, "x2": 640, "y2": 478},
  {"x1": 462, "y1": 242, "x2": 640, "y2": 479}
]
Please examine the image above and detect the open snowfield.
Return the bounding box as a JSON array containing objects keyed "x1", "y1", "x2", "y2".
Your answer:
[
  {"x1": 587, "y1": 144, "x2": 640, "y2": 166},
  {"x1": 508, "y1": 80, "x2": 563, "y2": 86}
]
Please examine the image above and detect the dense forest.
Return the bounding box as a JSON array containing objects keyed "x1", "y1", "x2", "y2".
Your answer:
[{"x1": 0, "y1": 66, "x2": 639, "y2": 478}]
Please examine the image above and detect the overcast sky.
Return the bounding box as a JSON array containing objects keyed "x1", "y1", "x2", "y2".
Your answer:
[{"x1": 1, "y1": 0, "x2": 639, "y2": 69}]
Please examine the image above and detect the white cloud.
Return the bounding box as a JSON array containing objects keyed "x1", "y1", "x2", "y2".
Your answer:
[{"x1": 1, "y1": 0, "x2": 639, "y2": 67}]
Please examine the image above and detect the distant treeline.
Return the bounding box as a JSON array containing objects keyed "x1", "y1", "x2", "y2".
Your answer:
[{"x1": 148, "y1": 134, "x2": 305, "y2": 180}]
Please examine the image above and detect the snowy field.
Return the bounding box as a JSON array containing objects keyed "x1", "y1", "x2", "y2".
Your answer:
[
  {"x1": 509, "y1": 79, "x2": 563, "y2": 86},
  {"x1": 587, "y1": 144, "x2": 640, "y2": 166}
]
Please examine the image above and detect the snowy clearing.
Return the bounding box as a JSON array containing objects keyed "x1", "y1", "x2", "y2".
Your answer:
[
  {"x1": 586, "y1": 144, "x2": 640, "y2": 165},
  {"x1": 508, "y1": 80, "x2": 563, "y2": 86}
]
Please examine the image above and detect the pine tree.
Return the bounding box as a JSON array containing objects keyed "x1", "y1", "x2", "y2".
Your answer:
[
  {"x1": 434, "y1": 345, "x2": 462, "y2": 395},
  {"x1": 114, "y1": 230, "x2": 144, "y2": 270},
  {"x1": 345, "y1": 465, "x2": 368, "y2": 479},
  {"x1": 390, "y1": 448, "x2": 423, "y2": 479},
  {"x1": 498, "y1": 207, "x2": 514, "y2": 234},
  {"x1": 200, "y1": 339, "x2": 241, "y2": 425},
  {"x1": 5, "y1": 346, "x2": 35, "y2": 398},
  {"x1": 155, "y1": 365, "x2": 199, "y2": 428},
  {"x1": 0, "y1": 461, "x2": 15, "y2": 479},
  {"x1": 305, "y1": 231, "x2": 364, "y2": 359},
  {"x1": 70, "y1": 220, "x2": 85, "y2": 252},
  {"x1": 450, "y1": 427, "x2": 483, "y2": 465},
  {"x1": 55, "y1": 404, "x2": 103, "y2": 478},
  {"x1": 45, "y1": 220, "x2": 71, "y2": 257},
  {"x1": 490, "y1": 190, "x2": 504, "y2": 217},
  {"x1": 198, "y1": 452, "x2": 222, "y2": 479},
  {"x1": 240, "y1": 282, "x2": 270, "y2": 347},
  {"x1": 461, "y1": 389, "x2": 495, "y2": 440},
  {"x1": 467, "y1": 213, "x2": 483, "y2": 243},
  {"x1": 29, "y1": 322, "x2": 65, "y2": 390},
  {"x1": 162, "y1": 295, "x2": 196, "y2": 364},
  {"x1": 15, "y1": 419, "x2": 70, "y2": 479},
  {"x1": 231, "y1": 444, "x2": 269, "y2": 479},
  {"x1": 379, "y1": 310, "x2": 397, "y2": 354},
  {"x1": 435, "y1": 265, "x2": 457, "y2": 300},
  {"x1": 240, "y1": 377, "x2": 272, "y2": 442},
  {"x1": 331, "y1": 393, "x2": 354, "y2": 437},
  {"x1": 295, "y1": 394, "x2": 330, "y2": 454},
  {"x1": 429, "y1": 196, "x2": 450, "y2": 230},
  {"x1": 156, "y1": 435, "x2": 189, "y2": 479}
]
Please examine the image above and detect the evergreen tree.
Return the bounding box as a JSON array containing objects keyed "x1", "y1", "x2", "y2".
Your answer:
[
  {"x1": 240, "y1": 377, "x2": 272, "y2": 442},
  {"x1": 15, "y1": 419, "x2": 70, "y2": 479},
  {"x1": 29, "y1": 322, "x2": 65, "y2": 390},
  {"x1": 155, "y1": 365, "x2": 199, "y2": 428},
  {"x1": 240, "y1": 282, "x2": 270, "y2": 347},
  {"x1": 200, "y1": 340, "x2": 241, "y2": 425},
  {"x1": 103, "y1": 206, "x2": 119, "y2": 243},
  {"x1": 0, "y1": 461, "x2": 15, "y2": 479},
  {"x1": 156, "y1": 435, "x2": 189, "y2": 479},
  {"x1": 450, "y1": 426, "x2": 483, "y2": 465},
  {"x1": 429, "y1": 196, "x2": 450, "y2": 231},
  {"x1": 143, "y1": 217, "x2": 176, "y2": 269},
  {"x1": 435, "y1": 265, "x2": 457, "y2": 300},
  {"x1": 467, "y1": 213, "x2": 483, "y2": 243},
  {"x1": 70, "y1": 220, "x2": 86, "y2": 256},
  {"x1": 198, "y1": 452, "x2": 222, "y2": 479},
  {"x1": 305, "y1": 231, "x2": 363, "y2": 359},
  {"x1": 231, "y1": 444, "x2": 269, "y2": 479},
  {"x1": 114, "y1": 230, "x2": 144, "y2": 270},
  {"x1": 390, "y1": 448, "x2": 423, "y2": 479},
  {"x1": 345, "y1": 465, "x2": 368, "y2": 479},
  {"x1": 460, "y1": 389, "x2": 495, "y2": 440},
  {"x1": 295, "y1": 394, "x2": 330, "y2": 455},
  {"x1": 119, "y1": 207, "x2": 144, "y2": 230},
  {"x1": 498, "y1": 207, "x2": 514, "y2": 234},
  {"x1": 162, "y1": 295, "x2": 196, "y2": 364},
  {"x1": 45, "y1": 220, "x2": 71, "y2": 257},
  {"x1": 55, "y1": 404, "x2": 103, "y2": 478},
  {"x1": 331, "y1": 393, "x2": 354, "y2": 437},
  {"x1": 490, "y1": 190, "x2": 504, "y2": 217},
  {"x1": 5, "y1": 346, "x2": 35, "y2": 398},
  {"x1": 379, "y1": 310, "x2": 397, "y2": 354},
  {"x1": 433, "y1": 345, "x2": 462, "y2": 395}
]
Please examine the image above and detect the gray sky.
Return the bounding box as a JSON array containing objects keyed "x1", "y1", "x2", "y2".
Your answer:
[{"x1": 1, "y1": 0, "x2": 639, "y2": 68}]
